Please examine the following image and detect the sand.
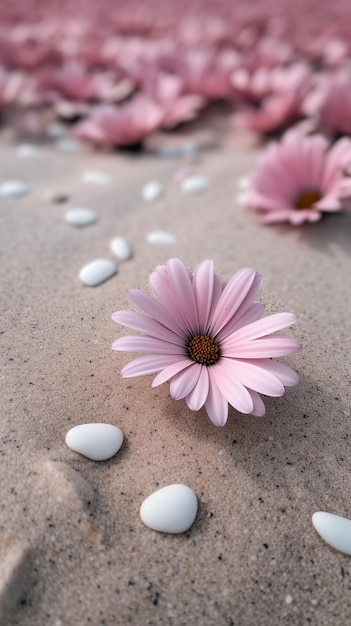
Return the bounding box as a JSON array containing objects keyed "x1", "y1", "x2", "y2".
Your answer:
[{"x1": 1, "y1": 129, "x2": 351, "y2": 626}]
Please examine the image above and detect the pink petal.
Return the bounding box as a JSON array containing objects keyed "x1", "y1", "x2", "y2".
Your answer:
[
  {"x1": 112, "y1": 310, "x2": 185, "y2": 345},
  {"x1": 205, "y1": 371, "x2": 229, "y2": 427},
  {"x1": 222, "y1": 358, "x2": 285, "y2": 396},
  {"x1": 152, "y1": 359, "x2": 193, "y2": 387},
  {"x1": 223, "y1": 335, "x2": 301, "y2": 358},
  {"x1": 193, "y1": 259, "x2": 216, "y2": 331},
  {"x1": 185, "y1": 366, "x2": 209, "y2": 410},
  {"x1": 228, "y1": 312, "x2": 297, "y2": 344},
  {"x1": 248, "y1": 390, "x2": 266, "y2": 416},
  {"x1": 128, "y1": 289, "x2": 186, "y2": 338},
  {"x1": 166, "y1": 258, "x2": 199, "y2": 335},
  {"x1": 121, "y1": 354, "x2": 181, "y2": 378},
  {"x1": 255, "y1": 359, "x2": 300, "y2": 386},
  {"x1": 148, "y1": 266, "x2": 188, "y2": 332},
  {"x1": 210, "y1": 268, "x2": 257, "y2": 336},
  {"x1": 112, "y1": 335, "x2": 184, "y2": 355},
  {"x1": 211, "y1": 361, "x2": 254, "y2": 414},
  {"x1": 218, "y1": 302, "x2": 265, "y2": 340},
  {"x1": 170, "y1": 363, "x2": 202, "y2": 400}
]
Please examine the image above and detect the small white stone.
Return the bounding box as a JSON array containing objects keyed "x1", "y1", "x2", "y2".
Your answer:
[
  {"x1": 285, "y1": 595, "x2": 293, "y2": 605},
  {"x1": 181, "y1": 175, "x2": 209, "y2": 194},
  {"x1": 140, "y1": 484, "x2": 198, "y2": 534},
  {"x1": 237, "y1": 177, "x2": 251, "y2": 190},
  {"x1": 312, "y1": 511, "x2": 351, "y2": 555},
  {"x1": 54, "y1": 137, "x2": 82, "y2": 153},
  {"x1": 79, "y1": 259, "x2": 117, "y2": 286},
  {"x1": 47, "y1": 122, "x2": 66, "y2": 138},
  {"x1": 17, "y1": 144, "x2": 41, "y2": 158},
  {"x1": 65, "y1": 423, "x2": 123, "y2": 461},
  {"x1": 0, "y1": 180, "x2": 28, "y2": 197},
  {"x1": 142, "y1": 181, "x2": 163, "y2": 202},
  {"x1": 65, "y1": 208, "x2": 97, "y2": 227},
  {"x1": 82, "y1": 170, "x2": 111, "y2": 185},
  {"x1": 109, "y1": 237, "x2": 133, "y2": 261},
  {"x1": 236, "y1": 191, "x2": 249, "y2": 205},
  {"x1": 146, "y1": 231, "x2": 177, "y2": 245}
]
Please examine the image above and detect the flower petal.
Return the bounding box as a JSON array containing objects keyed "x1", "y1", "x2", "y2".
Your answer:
[
  {"x1": 193, "y1": 259, "x2": 216, "y2": 332},
  {"x1": 128, "y1": 289, "x2": 186, "y2": 338},
  {"x1": 248, "y1": 390, "x2": 266, "y2": 416},
  {"x1": 210, "y1": 268, "x2": 258, "y2": 336},
  {"x1": 185, "y1": 366, "x2": 209, "y2": 411},
  {"x1": 121, "y1": 354, "x2": 181, "y2": 377},
  {"x1": 112, "y1": 335, "x2": 184, "y2": 355},
  {"x1": 229, "y1": 312, "x2": 297, "y2": 343},
  {"x1": 221, "y1": 358, "x2": 285, "y2": 396},
  {"x1": 211, "y1": 361, "x2": 254, "y2": 414},
  {"x1": 166, "y1": 258, "x2": 199, "y2": 334},
  {"x1": 112, "y1": 310, "x2": 185, "y2": 345},
  {"x1": 205, "y1": 371, "x2": 229, "y2": 427},
  {"x1": 170, "y1": 363, "x2": 202, "y2": 400},
  {"x1": 223, "y1": 335, "x2": 301, "y2": 358},
  {"x1": 152, "y1": 358, "x2": 192, "y2": 387}
]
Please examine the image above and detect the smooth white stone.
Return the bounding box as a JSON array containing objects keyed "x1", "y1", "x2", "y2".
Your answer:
[
  {"x1": 181, "y1": 175, "x2": 209, "y2": 194},
  {"x1": 47, "y1": 122, "x2": 66, "y2": 138},
  {"x1": 142, "y1": 181, "x2": 163, "y2": 202},
  {"x1": 54, "y1": 138, "x2": 82, "y2": 153},
  {"x1": 79, "y1": 259, "x2": 117, "y2": 286},
  {"x1": 146, "y1": 231, "x2": 177, "y2": 245},
  {"x1": 0, "y1": 180, "x2": 28, "y2": 197},
  {"x1": 109, "y1": 237, "x2": 133, "y2": 260},
  {"x1": 236, "y1": 191, "x2": 249, "y2": 205},
  {"x1": 82, "y1": 170, "x2": 111, "y2": 185},
  {"x1": 17, "y1": 144, "x2": 41, "y2": 158},
  {"x1": 65, "y1": 423, "x2": 123, "y2": 461},
  {"x1": 65, "y1": 208, "x2": 97, "y2": 227},
  {"x1": 237, "y1": 177, "x2": 250, "y2": 190},
  {"x1": 140, "y1": 484, "x2": 198, "y2": 533},
  {"x1": 312, "y1": 511, "x2": 351, "y2": 555}
]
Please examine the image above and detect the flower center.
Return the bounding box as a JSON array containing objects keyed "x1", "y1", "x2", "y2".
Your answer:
[
  {"x1": 187, "y1": 334, "x2": 221, "y2": 366},
  {"x1": 295, "y1": 189, "x2": 322, "y2": 210}
]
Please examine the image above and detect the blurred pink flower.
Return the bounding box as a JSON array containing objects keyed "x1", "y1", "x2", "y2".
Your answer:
[
  {"x1": 246, "y1": 129, "x2": 351, "y2": 225},
  {"x1": 305, "y1": 69, "x2": 351, "y2": 137},
  {"x1": 231, "y1": 63, "x2": 310, "y2": 134},
  {"x1": 74, "y1": 96, "x2": 163, "y2": 146},
  {"x1": 112, "y1": 259, "x2": 300, "y2": 426},
  {"x1": 0, "y1": 71, "x2": 23, "y2": 108},
  {"x1": 143, "y1": 72, "x2": 205, "y2": 128}
]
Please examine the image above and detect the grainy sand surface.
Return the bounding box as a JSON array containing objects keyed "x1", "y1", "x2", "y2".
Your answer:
[{"x1": 1, "y1": 129, "x2": 351, "y2": 626}]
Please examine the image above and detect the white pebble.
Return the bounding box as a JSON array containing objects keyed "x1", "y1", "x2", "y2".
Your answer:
[
  {"x1": 285, "y1": 595, "x2": 293, "y2": 605},
  {"x1": 47, "y1": 122, "x2": 66, "y2": 138},
  {"x1": 0, "y1": 180, "x2": 28, "y2": 197},
  {"x1": 82, "y1": 170, "x2": 111, "y2": 185},
  {"x1": 79, "y1": 259, "x2": 117, "y2": 286},
  {"x1": 237, "y1": 177, "x2": 251, "y2": 190},
  {"x1": 146, "y1": 231, "x2": 177, "y2": 245},
  {"x1": 312, "y1": 511, "x2": 351, "y2": 555},
  {"x1": 140, "y1": 484, "x2": 198, "y2": 533},
  {"x1": 236, "y1": 191, "x2": 249, "y2": 206},
  {"x1": 142, "y1": 181, "x2": 163, "y2": 202},
  {"x1": 65, "y1": 423, "x2": 123, "y2": 461},
  {"x1": 181, "y1": 174, "x2": 209, "y2": 194},
  {"x1": 110, "y1": 237, "x2": 133, "y2": 261},
  {"x1": 54, "y1": 138, "x2": 82, "y2": 153},
  {"x1": 17, "y1": 144, "x2": 41, "y2": 158},
  {"x1": 65, "y1": 208, "x2": 97, "y2": 227}
]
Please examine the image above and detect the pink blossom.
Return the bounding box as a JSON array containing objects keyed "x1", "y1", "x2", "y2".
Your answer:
[
  {"x1": 112, "y1": 259, "x2": 300, "y2": 427},
  {"x1": 246, "y1": 128, "x2": 351, "y2": 225},
  {"x1": 231, "y1": 63, "x2": 310, "y2": 135},
  {"x1": 74, "y1": 96, "x2": 163, "y2": 146},
  {"x1": 305, "y1": 69, "x2": 351, "y2": 138}
]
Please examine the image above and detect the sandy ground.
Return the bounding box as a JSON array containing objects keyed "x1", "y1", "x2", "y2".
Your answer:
[{"x1": 1, "y1": 126, "x2": 351, "y2": 626}]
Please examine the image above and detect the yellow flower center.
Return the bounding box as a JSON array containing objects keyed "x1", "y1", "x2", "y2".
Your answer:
[
  {"x1": 187, "y1": 334, "x2": 221, "y2": 366},
  {"x1": 295, "y1": 189, "x2": 322, "y2": 210}
]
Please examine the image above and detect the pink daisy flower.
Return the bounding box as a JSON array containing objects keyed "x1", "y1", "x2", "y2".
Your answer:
[
  {"x1": 112, "y1": 259, "x2": 300, "y2": 427},
  {"x1": 246, "y1": 128, "x2": 351, "y2": 225}
]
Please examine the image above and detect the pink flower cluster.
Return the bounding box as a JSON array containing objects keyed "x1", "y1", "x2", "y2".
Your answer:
[{"x1": 1, "y1": 0, "x2": 351, "y2": 146}]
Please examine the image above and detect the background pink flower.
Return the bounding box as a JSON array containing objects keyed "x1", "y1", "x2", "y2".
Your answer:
[
  {"x1": 112, "y1": 259, "x2": 300, "y2": 427},
  {"x1": 246, "y1": 128, "x2": 351, "y2": 224}
]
